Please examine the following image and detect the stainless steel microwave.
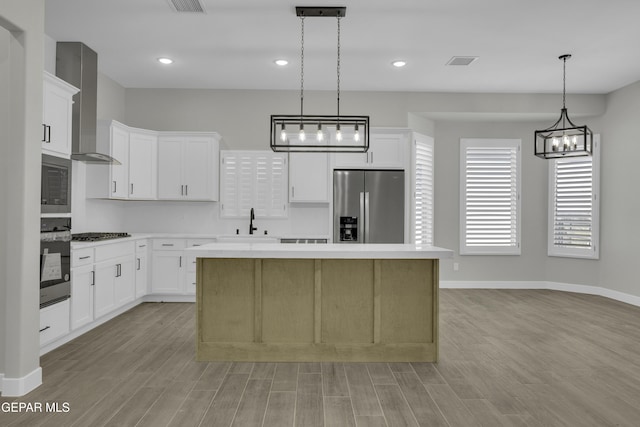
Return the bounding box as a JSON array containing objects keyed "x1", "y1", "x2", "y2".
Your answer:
[{"x1": 41, "y1": 154, "x2": 71, "y2": 214}]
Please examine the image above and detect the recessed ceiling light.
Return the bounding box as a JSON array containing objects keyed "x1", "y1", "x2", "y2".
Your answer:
[
  {"x1": 157, "y1": 57, "x2": 173, "y2": 65},
  {"x1": 274, "y1": 59, "x2": 289, "y2": 66},
  {"x1": 392, "y1": 60, "x2": 407, "y2": 68}
]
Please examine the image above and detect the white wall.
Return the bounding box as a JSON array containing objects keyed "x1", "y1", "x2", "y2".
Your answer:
[
  {"x1": 0, "y1": 0, "x2": 45, "y2": 396},
  {"x1": 597, "y1": 80, "x2": 640, "y2": 296}
]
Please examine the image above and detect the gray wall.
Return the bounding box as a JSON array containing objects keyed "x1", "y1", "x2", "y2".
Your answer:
[{"x1": 0, "y1": 0, "x2": 44, "y2": 394}]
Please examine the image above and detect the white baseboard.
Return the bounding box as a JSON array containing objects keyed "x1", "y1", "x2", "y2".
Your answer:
[
  {"x1": 440, "y1": 280, "x2": 640, "y2": 308},
  {"x1": 142, "y1": 295, "x2": 196, "y2": 303},
  {"x1": 1, "y1": 367, "x2": 42, "y2": 397}
]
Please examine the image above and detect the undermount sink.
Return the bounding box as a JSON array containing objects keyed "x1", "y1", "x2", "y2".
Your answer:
[{"x1": 216, "y1": 235, "x2": 279, "y2": 244}]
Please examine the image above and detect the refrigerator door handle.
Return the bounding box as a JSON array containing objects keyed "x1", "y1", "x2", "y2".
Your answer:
[
  {"x1": 359, "y1": 192, "x2": 365, "y2": 243},
  {"x1": 364, "y1": 192, "x2": 370, "y2": 243}
]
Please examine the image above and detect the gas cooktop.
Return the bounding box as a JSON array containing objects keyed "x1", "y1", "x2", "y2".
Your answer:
[{"x1": 72, "y1": 232, "x2": 131, "y2": 242}]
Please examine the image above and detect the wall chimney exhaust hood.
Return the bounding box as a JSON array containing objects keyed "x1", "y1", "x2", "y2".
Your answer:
[{"x1": 56, "y1": 42, "x2": 120, "y2": 164}]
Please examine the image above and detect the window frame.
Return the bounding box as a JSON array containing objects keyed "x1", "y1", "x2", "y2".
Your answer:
[
  {"x1": 459, "y1": 138, "x2": 521, "y2": 255},
  {"x1": 547, "y1": 134, "x2": 600, "y2": 259}
]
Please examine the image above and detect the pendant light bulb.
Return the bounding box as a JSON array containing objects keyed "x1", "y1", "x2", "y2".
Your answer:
[
  {"x1": 336, "y1": 125, "x2": 343, "y2": 142},
  {"x1": 316, "y1": 124, "x2": 324, "y2": 141},
  {"x1": 280, "y1": 124, "x2": 287, "y2": 142},
  {"x1": 299, "y1": 124, "x2": 306, "y2": 142},
  {"x1": 354, "y1": 124, "x2": 360, "y2": 142}
]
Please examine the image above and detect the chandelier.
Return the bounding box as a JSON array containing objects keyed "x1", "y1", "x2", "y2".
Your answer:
[
  {"x1": 270, "y1": 6, "x2": 370, "y2": 153},
  {"x1": 534, "y1": 54, "x2": 593, "y2": 159}
]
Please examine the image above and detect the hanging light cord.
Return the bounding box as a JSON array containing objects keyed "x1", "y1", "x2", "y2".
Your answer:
[
  {"x1": 337, "y1": 16, "x2": 341, "y2": 120},
  {"x1": 300, "y1": 16, "x2": 305, "y2": 118},
  {"x1": 562, "y1": 55, "x2": 567, "y2": 110}
]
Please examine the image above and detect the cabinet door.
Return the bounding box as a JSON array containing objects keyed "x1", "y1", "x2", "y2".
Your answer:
[
  {"x1": 114, "y1": 257, "x2": 135, "y2": 307},
  {"x1": 289, "y1": 152, "x2": 329, "y2": 202},
  {"x1": 135, "y1": 251, "x2": 148, "y2": 299},
  {"x1": 40, "y1": 300, "x2": 70, "y2": 347},
  {"x1": 110, "y1": 126, "x2": 130, "y2": 198},
  {"x1": 157, "y1": 137, "x2": 183, "y2": 199},
  {"x1": 70, "y1": 265, "x2": 94, "y2": 330},
  {"x1": 94, "y1": 262, "x2": 117, "y2": 318},
  {"x1": 368, "y1": 133, "x2": 406, "y2": 168},
  {"x1": 333, "y1": 152, "x2": 368, "y2": 168},
  {"x1": 129, "y1": 132, "x2": 157, "y2": 199},
  {"x1": 151, "y1": 252, "x2": 184, "y2": 294},
  {"x1": 183, "y1": 137, "x2": 213, "y2": 200},
  {"x1": 42, "y1": 74, "x2": 76, "y2": 157}
]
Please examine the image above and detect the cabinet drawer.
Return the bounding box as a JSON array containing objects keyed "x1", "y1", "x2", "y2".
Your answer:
[
  {"x1": 72, "y1": 248, "x2": 94, "y2": 267},
  {"x1": 135, "y1": 240, "x2": 149, "y2": 253},
  {"x1": 95, "y1": 241, "x2": 135, "y2": 262},
  {"x1": 40, "y1": 299, "x2": 70, "y2": 346},
  {"x1": 186, "y1": 238, "x2": 216, "y2": 247},
  {"x1": 153, "y1": 239, "x2": 186, "y2": 251}
]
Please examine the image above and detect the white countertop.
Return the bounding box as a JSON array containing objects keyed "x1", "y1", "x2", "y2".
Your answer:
[{"x1": 186, "y1": 243, "x2": 453, "y2": 259}]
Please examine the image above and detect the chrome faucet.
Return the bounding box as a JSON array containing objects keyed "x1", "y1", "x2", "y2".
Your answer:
[{"x1": 249, "y1": 208, "x2": 257, "y2": 234}]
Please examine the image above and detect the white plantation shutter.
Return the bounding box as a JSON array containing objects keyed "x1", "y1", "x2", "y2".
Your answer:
[
  {"x1": 414, "y1": 137, "x2": 434, "y2": 245},
  {"x1": 220, "y1": 151, "x2": 288, "y2": 218},
  {"x1": 460, "y1": 139, "x2": 521, "y2": 255},
  {"x1": 548, "y1": 135, "x2": 599, "y2": 258}
]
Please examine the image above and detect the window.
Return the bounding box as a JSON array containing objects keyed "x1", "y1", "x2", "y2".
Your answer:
[
  {"x1": 548, "y1": 135, "x2": 600, "y2": 259},
  {"x1": 460, "y1": 138, "x2": 521, "y2": 255},
  {"x1": 413, "y1": 135, "x2": 434, "y2": 245}
]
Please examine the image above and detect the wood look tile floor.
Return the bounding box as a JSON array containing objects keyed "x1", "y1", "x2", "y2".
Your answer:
[{"x1": 3, "y1": 289, "x2": 640, "y2": 426}]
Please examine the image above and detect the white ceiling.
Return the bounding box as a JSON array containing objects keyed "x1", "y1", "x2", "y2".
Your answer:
[{"x1": 45, "y1": 0, "x2": 640, "y2": 94}]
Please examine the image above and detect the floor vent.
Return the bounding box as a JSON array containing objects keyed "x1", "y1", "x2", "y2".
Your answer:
[
  {"x1": 167, "y1": 0, "x2": 206, "y2": 13},
  {"x1": 446, "y1": 56, "x2": 478, "y2": 66}
]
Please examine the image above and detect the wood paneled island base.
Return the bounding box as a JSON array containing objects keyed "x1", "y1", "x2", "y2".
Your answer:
[{"x1": 196, "y1": 256, "x2": 442, "y2": 362}]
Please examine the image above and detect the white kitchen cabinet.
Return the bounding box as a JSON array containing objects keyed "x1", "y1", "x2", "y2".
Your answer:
[
  {"x1": 135, "y1": 240, "x2": 149, "y2": 299},
  {"x1": 93, "y1": 241, "x2": 135, "y2": 318},
  {"x1": 39, "y1": 299, "x2": 70, "y2": 347},
  {"x1": 42, "y1": 71, "x2": 79, "y2": 158},
  {"x1": 184, "y1": 239, "x2": 216, "y2": 295},
  {"x1": 128, "y1": 132, "x2": 158, "y2": 199},
  {"x1": 289, "y1": 151, "x2": 329, "y2": 203},
  {"x1": 220, "y1": 151, "x2": 288, "y2": 218},
  {"x1": 151, "y1": 251, "x2": 185, "y2": 294},
  {"x1": 157, "y1": 134, "x2": 220, "y2": 201},
  {"x1": 87, "y1": 121, "x2": 157, "y2": 200},
  {"x1": 70, "y1": 264, "x2": 95, "y2": 330},
  {"x1": 332, "y1": 130, "x2": 408, "y2": 169}
]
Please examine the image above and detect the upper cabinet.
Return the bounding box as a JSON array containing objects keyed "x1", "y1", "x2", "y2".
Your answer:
[
  {"x1": 220, "y1": 151, "x2": 288, "y2": 218},
  {"x1": 42, "y1": 71, "x2": 79, "y2": 158},
  {"x1": 87, "y1": 120, "x2": 157, "y2": 200},
  {"x1": 87, "y1": 122, "x2": 218, "y2": 201},
  {"x1": 332, "y1": 129, "x2": 409, "y2": 170},
  {"x1": 157, "y1": 134, "x2": 220, "y2": 201},
  {"x1": 287, "y1": 136, "x2": 329, "y2": 203}
]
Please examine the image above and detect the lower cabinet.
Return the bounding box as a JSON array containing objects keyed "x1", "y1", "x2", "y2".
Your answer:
[
  {"x1": 40, "y1": 299, "x2": 70, "y2": 347},
  {"x1": 70, "y1": 264, "x2": 95, "y2": 330},
  {"x1": 151, "y1": 251, "x2": 185, "y2": 294},
  {"x1": 135, "y1": 241, "x2": 149, "y2": 298}
]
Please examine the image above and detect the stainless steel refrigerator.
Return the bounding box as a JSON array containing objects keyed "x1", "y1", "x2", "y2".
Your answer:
[{"x1": 333, "y1": 170, "x2": 404, "y2": 243}]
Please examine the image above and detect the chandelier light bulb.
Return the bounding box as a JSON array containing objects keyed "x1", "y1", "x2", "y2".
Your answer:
[
  {"x1": 336, "y1": 125, "x2": 343, "y2": 142},
  {"x1": 354, "y1": 124, "x2": 360, "y2": 142},
  {"x1": 316, "y1": 124, "x2": 324, "y2": 141},
  {"x1": 280, "y1": 124, "x2": 287, "y2": 142},
  {"x1": 299, "y1": 125, "x2": 306, "y2": 142}
]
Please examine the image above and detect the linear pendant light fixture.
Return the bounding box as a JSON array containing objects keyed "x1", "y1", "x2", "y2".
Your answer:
[
  {"x1": 270, "y1": 6, "x2": 370, "y2": 153},
  {"x1": 534, "y1": 54, "x2": 593, "y2": 159}
]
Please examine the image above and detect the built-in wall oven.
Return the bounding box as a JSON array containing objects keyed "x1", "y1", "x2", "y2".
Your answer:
[
  {"x1": 40, "y1": 217, "x2": 71, "y2": 308},
  {"x1": 41, "y1": 154, "x2": 71, "y2": 214}
]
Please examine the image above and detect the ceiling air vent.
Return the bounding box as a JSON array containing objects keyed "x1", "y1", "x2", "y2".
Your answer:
[
  {"x1": 167, "y1": 0, "x2": 206, "y2": 13},
  {"x1": 446, "y1": 56, "x2": 478, "y2": 66}
]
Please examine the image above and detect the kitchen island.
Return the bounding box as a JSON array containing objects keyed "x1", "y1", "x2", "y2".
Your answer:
[{"x1": 188, "y1": 243, "x2": 453, "y2": 362}]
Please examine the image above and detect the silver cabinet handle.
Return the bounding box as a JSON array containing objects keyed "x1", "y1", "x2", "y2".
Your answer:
[
  {"x1": 161, "y1": 243, "x2": 174, "y2": 247},
  {"x1": 181, "y1": 185, "x2": 184, "y2": 196},
  {"x1": 185, "y1": 185, "x2": 188, "y2": 196},
  {"x1": 370, "y1": 151, "x2": 373, "y2": 164},
  {"x1": 130, "y1": 183, "x2": 134, "y2": 195},
  {"x1": 42, "y1": 124, "x2": 47, "y2": 142},
  {"x1": 115, "y1": 263, "x2": 122, "y2": 277},
  {"x1": 113, "y1": 181, "x2": 117, "y2": 194},
  {"x1": 138, "y1": 244, "x2": 146, "y2": 248},
  {"x1": 179, "y1": 256, "x2": 182, "y2": 268},
  {"x1": 364, "y1": 192, "x2": 370, "y2": 243},
  {"x1": 359, "y1": 192, "x2": 365, "y2": 243},
  {"x1": 91, "y1": 271, "x2": 95, "y2": 286},
  {"x1": 39, "y1": 326, "x2": 51, "y2": 333},
  {"x1": 137, "y1": 258, "x2": 141, "y2": 271},
  {"x1": 79, "y1": 256, "x2": 90, "y2": 260},
  {"x1": 291, "y1": 186, "x2": 295, "y2": 199}
]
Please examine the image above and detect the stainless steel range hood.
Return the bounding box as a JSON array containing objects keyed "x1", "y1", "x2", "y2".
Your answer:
[{"x1": 56, "y1": 42, "x2": 120, "y2": 164}]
